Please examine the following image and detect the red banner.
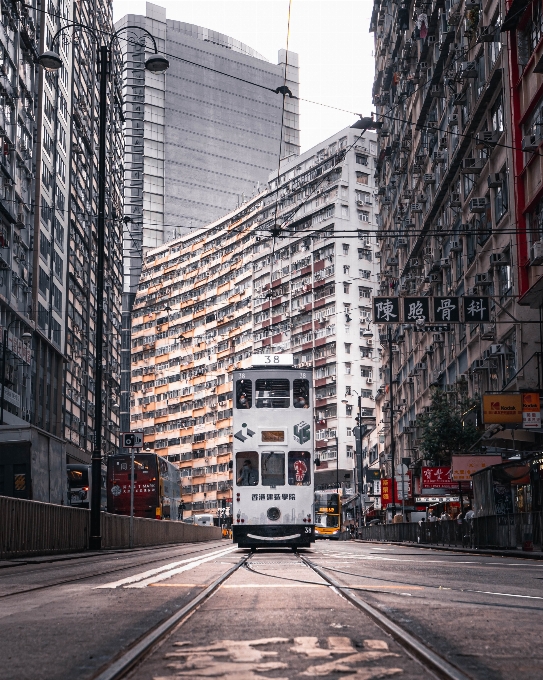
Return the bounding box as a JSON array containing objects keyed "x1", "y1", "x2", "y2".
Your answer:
[
  {"x1": 422, "y1": 466, "x2": 457, "y2": 489},
  {"x1": 381, "y1": 477, "x2": 412, "y2": 505}
]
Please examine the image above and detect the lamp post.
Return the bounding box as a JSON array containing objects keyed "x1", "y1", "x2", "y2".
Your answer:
[
  {"x1": 388, "y1": 325, "x2": 396, "y2": 519},
  {"x1": 38, "y1": 26, "x2": 169, "y2": 550},
  {"x1": 1, "y1": 320, "x2": 32, "y2": 424}
]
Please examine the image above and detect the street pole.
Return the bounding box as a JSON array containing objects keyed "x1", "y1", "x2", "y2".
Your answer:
[
  {"x1": 129, "y1": 448, "x2": 135, "y2": 548},
  {"x1": 357, "y1": 393, "x2": 364, "y2": 525},
  {"x1": 0, "y1": 327, "x2": 7, "y2": 425},
  {"x1": 89, "y1": 45, "x2": 109, "y2": 551},
  {"x1": 388, "y1": 325, "x2": 396, "y2": 519}
]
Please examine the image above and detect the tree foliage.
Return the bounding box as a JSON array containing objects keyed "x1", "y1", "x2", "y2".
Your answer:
[{"x1": 419, "y1": 388, "x2": 480, "y2": 465}]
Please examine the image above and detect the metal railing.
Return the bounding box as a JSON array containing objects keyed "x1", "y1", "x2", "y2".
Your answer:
[
  {"x1": 0, "y1": 496, "x2": 222, "y2": 559},
  {"x1": 358, "y1": 512, "x2": 543, "y2": 551}
]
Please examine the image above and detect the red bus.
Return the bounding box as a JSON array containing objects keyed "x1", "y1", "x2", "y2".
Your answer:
[{"x1": 107, "y1": 453, "x2": 181, "y2": 520}]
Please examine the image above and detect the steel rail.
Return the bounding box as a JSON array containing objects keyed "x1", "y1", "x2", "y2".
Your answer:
[
  {"x1": 299, "y1": 554, "x2": 472, "y2": 680},
  {"x1": 0, "y1": 542, "x2": 227, "y2": 599},
  {"x1": 91, "y1": 552, "x2": 248, "y2": 680}
]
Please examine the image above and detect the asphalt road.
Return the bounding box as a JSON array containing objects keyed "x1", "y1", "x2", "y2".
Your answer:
[{"x1": 0, "y1": 539, "x2": 541, "y2": 679}]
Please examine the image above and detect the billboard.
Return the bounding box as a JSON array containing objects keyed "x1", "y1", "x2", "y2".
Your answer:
[
  {"x1": 451, "y1": 455, "x2": 502, "y2": 481},
  {"x1": 522, "y1": 393, "x2": 541, "y2": 429},
  {"x1": 482, "y1": 394, "x2": 523, "y2": 423},
  {"x1": 421, "y1": 466, "x2": 457, "y2": 489}
]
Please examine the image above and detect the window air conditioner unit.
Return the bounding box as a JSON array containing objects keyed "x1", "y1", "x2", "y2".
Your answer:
[
  {"x1": 429, "y1": 273, "x2": 441, "y2": 282},
  {"x1": 489, "y1": 252, "x2": 509, "y2": 267},
  {"x1": 475, "y1": 272, "x2": 491, "y2": 285},
  {"x1": 477, "y1": 130, "x2": 501, "y2": 147},
  {"x1": 490, "y1": 344, "x2": 504, "y2": 355},
  {"x1": 487, "y1": 172, "x2": 504, "y2": 188},
  {"x1": 431, "y1": 84, "x2": 444, "y2": 97},
  {"x1": 448, "y1": 114, "x2": 459, "y2": 127},
  {"x1": 465, "y1": 0, "x2": 481, "y2": 9},
  {"x1": 531, "y1": 240, "x2": 543, "y2": 265},
  {"x1": 415, "y1": 362, "x2": 427, "y2": 370},
  {"x1": 433, "y1": 333, "x2": 444, "y2": 342},
  {"x1": 450, "y1": 240, "x2": 462, "y2": 252},
  {"x1": 450, "y1": 192, "x2": 461, "y2": 206},
  {"x1": 472, "y1": 359, "x2": 487, "y2": 371},
  {"x1": 460, "y1": 61, "x2": 477, "y2": 78},
  {"x1": 439, "y1": 258, "x2": 451, "y2": 268},
  {"x1": 424, "y1": 173, "x2": 436, "y2": 185},
  {"x1": 461, "y1": 157, "x2": 486, "y2": 174},
  {"x1": 397, "y1": 238, "x2": 408, "y2": 247},
  {"x1": 477, "y1": 25, "x2": 497, "y2": 42},
  {"x1": 432, "y1": 151, "x2": 446, "y2": 163},
  {"x1": 522, "y1": 134, "x2": 539, "y2": 152},
  {"x1": 411, "y1": 203, "x2": 423, "y2": 213},
  {"x1": 469, "y1": 197, "x2": 487, "y2": 213},
  {"x1": 366, "y1": 377, "x2": 373, "y2": 384}
]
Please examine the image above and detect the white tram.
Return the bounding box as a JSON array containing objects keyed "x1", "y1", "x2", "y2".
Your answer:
[{"x1": 232, "y1": 355, "x2": 315, "y2": 549}]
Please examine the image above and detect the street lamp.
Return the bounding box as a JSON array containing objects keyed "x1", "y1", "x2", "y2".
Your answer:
[
  {"x1": 1, "y1": 321, "x2": 31, "y2": 425},
  {"x1": 38, "y1": 23, "x2": 169, "y2": 551}
]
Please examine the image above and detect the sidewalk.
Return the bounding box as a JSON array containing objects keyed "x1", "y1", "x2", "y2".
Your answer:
[{"x1": 356, "y1": 539, "x2": 543, "y2": 560}]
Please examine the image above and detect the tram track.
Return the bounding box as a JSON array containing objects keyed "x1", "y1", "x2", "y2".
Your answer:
[
  {"x1": 87, "y1": 547, "x2": 473, "y2": 680},
  {"x1": 0, "y1": 541, "x2": 226, "y2": 599}
]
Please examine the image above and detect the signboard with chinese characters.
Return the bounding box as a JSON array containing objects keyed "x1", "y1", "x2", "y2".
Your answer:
[
  {"x1": 482, "y1": 394, "x2": 523, "y2": 423},
  {"x1": 372, "y1": 297, "x2": 490, "y2": 323},
  {"x1": 451, "y1": 455, "x2": 502, "y2": 481},
  {"x1": 403, "y1": 297, "x2": 430, "y2": 324},
  {"x1": 422, "y1": 466, "x2": 457, "y2": 489},
  {"x1": 522, "y1": 392, "x2": 541, "y2": 429},
  {"x1": 381, "y1": 478, "x2": 393, "y2": 506},
  {"x1": 373, "y1": 297, "x2": 400, "y2": 323},
  {"x1": 433, "y1": 297, "x2": 460, "y2": 323},
  {"x1": 463, "y1": 296, "x2": 490, "y2": 322}
]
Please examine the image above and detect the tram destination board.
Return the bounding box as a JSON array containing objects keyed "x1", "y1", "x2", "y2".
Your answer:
[{"x1": 373, "y1": 296, "x2": 490, "y2": 324}]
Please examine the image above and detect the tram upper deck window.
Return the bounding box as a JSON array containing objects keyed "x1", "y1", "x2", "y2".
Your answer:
[
  {"x1": 255, "y1": 378, "x2": 290, "y2": 408},
  {"x1": 236, "y1": 451, "x2": 258, "y2": 486},
  {"x1": 288, "y1": 451, "x2": 311, "y2": 485},
  {"x1": 236, "y1": 379, "x2": 252, "y2": 409},
  {"x1": 293, "y1": 379, "x2": 310, "y2": 408},
  {"x1": 261, "y1": 451, "x2": 285, "y2": 486}
]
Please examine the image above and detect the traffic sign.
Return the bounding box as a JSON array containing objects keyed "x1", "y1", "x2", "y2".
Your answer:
[{"x1": 121, "y1": 432, "x2": 144, "y2": 448}]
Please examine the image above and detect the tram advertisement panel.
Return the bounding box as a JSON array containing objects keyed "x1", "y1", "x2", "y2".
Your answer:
[{"x1": 232, "y1": 366, "x2": 315, "y2": 547}]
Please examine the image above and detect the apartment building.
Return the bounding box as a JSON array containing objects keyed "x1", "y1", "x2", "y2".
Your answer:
[
  {"x1": 0, "y1": 0, "x2": 124, "y2": 503},
  {"x1": 130, "y1": 126, "x2": 381, "y2": 517},
  {"x1": 370, "y1": 0, "x2": 542, "y2": 493}
]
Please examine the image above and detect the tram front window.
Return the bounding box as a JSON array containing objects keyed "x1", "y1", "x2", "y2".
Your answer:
[
  {"x1": 261, "y1": 451, "x2": 285, "y2": 486},
  {"x1": 288, "y1": 451, "x2": 311, "y2": 485},
  {"x1": 236, "y1": 379, "x2": 252, "y2": 409},
  {"x1": 236, "y1": 451, "x2": 258, "y2": 486},
  {"x1": 255, "y1": 378, "x2": 290, "y2": 408},
  {"x1": 293, "y1": 379, "x2": 310, "y2": 408},
  {"x1": 315, "y1": 513, "x2": 340, "y2": 528}
]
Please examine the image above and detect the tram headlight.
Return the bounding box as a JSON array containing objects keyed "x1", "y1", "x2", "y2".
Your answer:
[{"x1": 267, "y1": 507, "x2": 281, "y2": 521}]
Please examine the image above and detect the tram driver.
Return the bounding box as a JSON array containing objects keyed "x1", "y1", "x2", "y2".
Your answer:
[
  {"x1": 238, "y1": 392, "x2": 250, "y2": 409},
  {"x1": 237, "y1": 459, "x2": 258, "y2": 486},
  {"x1": 294, "y1": 395, "x2": 309, "y2": 408}
]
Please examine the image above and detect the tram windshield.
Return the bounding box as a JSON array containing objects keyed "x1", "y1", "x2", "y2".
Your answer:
[
  {"x1": 236, "y1": 451, "x2": 259, "y2": 486},
  {"x1": 255, "y1": 378, "x2": 290, "y2": 408},
  {"x1": 261, "y1": 451, "x2": 285, "y2": 486},
  {"x1": 315, "y1": 513, "x2": 340, "y2": 528},
  {"x1": 236, "y1": 379, "x2": 252, "y2": 409},
  {"x1": 293, "y1": 379, "x2": 310, "y2": 408}
]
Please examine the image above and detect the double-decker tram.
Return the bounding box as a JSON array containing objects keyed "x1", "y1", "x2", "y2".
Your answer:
[{"x1": 232, "y1": 355, "x2": 315, "y2": 549}]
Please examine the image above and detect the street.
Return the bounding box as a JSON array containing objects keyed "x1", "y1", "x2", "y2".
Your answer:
[{"x1": 0, "y1": 540, "x2": 541, "y2": 679}]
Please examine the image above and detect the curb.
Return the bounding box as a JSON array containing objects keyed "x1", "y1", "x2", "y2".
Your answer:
[{"x1": 355, "y1": 539, "x2": 543, "y2": 560}]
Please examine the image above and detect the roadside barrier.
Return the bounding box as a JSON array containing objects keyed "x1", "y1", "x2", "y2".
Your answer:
[
  {"x1": 358, "y1": 512, "x2": 543, "y2": 551},
  {"x1": 0, "y1": 495, "x2": 221, "y2": 558}
]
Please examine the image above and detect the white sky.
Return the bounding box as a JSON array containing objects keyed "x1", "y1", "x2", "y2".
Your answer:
[{"x1": 113, "y1": 0, "x2": 375, "y2": 152}]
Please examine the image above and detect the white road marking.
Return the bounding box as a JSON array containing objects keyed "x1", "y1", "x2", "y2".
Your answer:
[
  {"x1": 95, "y1": 547, "x2": 237, "y2": 589},
  {"x1": 469, "y1": 590, "x2": 543, "y2": 600}
]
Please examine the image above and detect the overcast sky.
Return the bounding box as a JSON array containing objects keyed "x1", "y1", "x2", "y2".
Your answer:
[{"x1": 113, "y1": 0, "x2": 374, "y2": 152}]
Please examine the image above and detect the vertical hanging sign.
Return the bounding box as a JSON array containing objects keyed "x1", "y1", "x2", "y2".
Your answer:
[{"x1": 522, "y1": 393, "x2": 541, "y2": 429}]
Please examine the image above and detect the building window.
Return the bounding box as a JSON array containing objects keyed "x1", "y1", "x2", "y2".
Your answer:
[
  {"x1": 356, "y1": 172, "x2": 369, "y2": 185},
  {"x1": 358, "y1": 211, "x2": 370, "y2": 222},
  {"x1": 347, "y1": 445, "x2": 354, "y2": 458},
  {"x1": 358, "y1": 249, "x2": 372, "y2": 261},
  {"x1": 38, "y1": 267, "x2": 49, "y2": 295},
  {"x1": 361, "y1": 366, "x2": 372, "y2": 378},
  {"x1": 343, "y1": 283, "x2": 350, "y2": 294},
  {"x1": 356, "y1": 154, "x2": 368, "y2": 166},
  {"x1": 52, "y1": 284, "x2": 62, "y2": 311},
  {"x1": 343, "y1": 265, "x2": 350, "y2": 274},
  {"x1": 346, "y1": 404, "x2": 353, "y2": 416},
  {"x1": 359, "y1": 270, "x2": 371, "y2": 279},
  {"x1": 494, "y1": 170, "x2": 508, "y2": 223},
  {"x1": 499, "y1": 253, "x2": 512, "y2": 297},
  {"x1": 342, "y1": 243, "x2": 350, "y2": 255},
  {"x1": 344, "y1": 343, "x2": 351, "y2": 354},
  {"x1": 345, "y1": 385, "x2": 351, "y2": 395},
  {"x1": 347, "y1": 427, "x2": 352, "y2": 437},
  {"x1": 341, "y1": 205, "x2": 349, "y2": 218},
  {"x1": 345, "y1": 362, "x2": 352, "y2": 374},
  {"x1": 359, "y1": 286, "x2": 371, "y2": 298}
]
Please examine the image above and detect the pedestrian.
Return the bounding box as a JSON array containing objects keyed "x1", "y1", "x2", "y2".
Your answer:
[
  {"x1": 428, "y1": 509, "x2": 437, "y2": 522},
  {"x1": 465, "y1": 506, "x2": 475, "y2": 520},
  {"x1": 440, "y1": 510, "x2": 451, "y2": 521}
]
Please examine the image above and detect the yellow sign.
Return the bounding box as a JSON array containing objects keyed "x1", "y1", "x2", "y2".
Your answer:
[{"x1": 482, "y1": 394, "x2": 523, "y2": 423}]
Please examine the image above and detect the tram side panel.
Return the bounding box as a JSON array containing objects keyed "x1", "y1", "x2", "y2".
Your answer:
[{"x1": 232, "y1": 367, "x2": 315, "y2": 548}]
